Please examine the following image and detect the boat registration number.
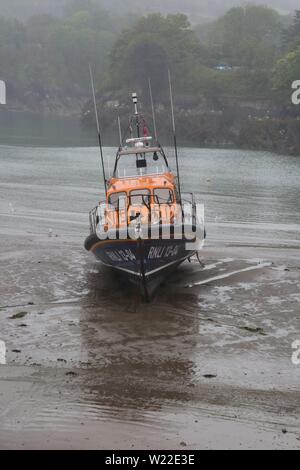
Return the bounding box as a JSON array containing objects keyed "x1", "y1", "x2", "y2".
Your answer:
[
  {"x1": 106, "y1": 249, "x2": 136, "y2": 262},
  {"x1": 148, "y1": 245, "x2": 179, "y2": 259}
]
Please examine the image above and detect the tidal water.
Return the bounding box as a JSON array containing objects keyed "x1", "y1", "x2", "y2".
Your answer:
[{"x1": 0, "y1": 140, "x2": 299, "y2": 247}]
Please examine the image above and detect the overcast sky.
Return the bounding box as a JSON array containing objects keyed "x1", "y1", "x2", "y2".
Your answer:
[{"x1": 0, "y1": 0, "x2": 298, "y2": 23}]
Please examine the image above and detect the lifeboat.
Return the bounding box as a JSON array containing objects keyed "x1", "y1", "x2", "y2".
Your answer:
[{"x1": 85, "y1": 91, "x2": 205, "y2": 300}]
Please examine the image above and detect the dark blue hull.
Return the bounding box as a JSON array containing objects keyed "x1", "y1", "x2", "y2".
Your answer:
[{"x1": 85, "y1": 233, "x2": 198, "y2": 300}]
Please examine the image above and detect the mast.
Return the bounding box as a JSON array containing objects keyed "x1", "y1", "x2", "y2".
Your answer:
[
  {"x1": 89, "y1": 64, "x2": 107, "y2": 196},
  {"x1": 132, "y1": 92, "x2": 140, "y2": 138},
  {"x1": 168, "y1": 69, "x2": 182, "y2": 202}
]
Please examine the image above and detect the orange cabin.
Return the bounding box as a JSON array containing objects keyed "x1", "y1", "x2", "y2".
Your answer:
[{"x1": 104, "y1": 173, "x2": 180, "y2": 229}]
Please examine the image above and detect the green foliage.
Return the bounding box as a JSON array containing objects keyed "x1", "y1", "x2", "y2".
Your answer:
[
  {"x1": 206, "y1": 5, "x2": 282, "y2": 68},
  {"x1": 108, "y1": 13, "x2": 206, "y2": 97},
  {"x1": 0, "y1": 1, "x2": 298, "y2": 112},
  {"x1": 106, "y1": 6, "x2": 285, "y2": 102},
  {"x1": 273, "y1": 45, "x2": 300, "y2": 102},
  {"x1": 282, "y1": 10, "x2": 300, "y2": 50},
  {"x1": 0, "y1": 2, "x2": 120, "y2": 94}
]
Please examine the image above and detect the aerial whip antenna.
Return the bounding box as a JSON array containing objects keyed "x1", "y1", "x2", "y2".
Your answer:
[
  {"x1": 89, "y1": 64, "x2": 107, "y2": 196},
  {"x1": 117, "y1": 116, "x2": 122, "y2": 148},
  {"x1": 148, "y1": 78, "x2": 158, "y2": 142},
  {"x1": 168, "y1": 69, "x2": 182, "y2": 202}
]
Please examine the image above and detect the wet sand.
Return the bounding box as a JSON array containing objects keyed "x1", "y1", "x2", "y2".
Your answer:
[{"x1": 0, "y1": 226, "x2": 299, "y2": 449}]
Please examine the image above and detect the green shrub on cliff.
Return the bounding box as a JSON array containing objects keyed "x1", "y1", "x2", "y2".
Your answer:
[{"x1": 273, "y1": 45, "x2": 300, "y2": 103}]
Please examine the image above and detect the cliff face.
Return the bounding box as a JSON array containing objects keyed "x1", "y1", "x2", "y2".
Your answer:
[
  {"x1": 3, "y1": 88, "x2": 300, "y2": 155},
  {"x1": 5, "y1": 88, "x2": 88, "y2": 118},
  {"x1": 81, "y1": 94, "x2": 300, "y2": 156},
  {"x1": 174, "y1": 113, "x2": 300, "y2": 156},
  {"x1": 237, "y1": 117, "x2": 300, "y2": 155}
]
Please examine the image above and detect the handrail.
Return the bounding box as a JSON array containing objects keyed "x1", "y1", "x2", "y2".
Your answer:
[
  {"x1": 118, "y1": 146, "x2": 161, "y2": 156},
  {"x1": 89, "y1": 193, "x2": 198, "y2": 235},
  {"x1": 115, "y1": 165, "x2": 167, "y2": 179}
]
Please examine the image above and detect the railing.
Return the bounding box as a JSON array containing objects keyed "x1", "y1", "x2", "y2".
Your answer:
[
  {"x1": 181, "y1": 192, "x2": 195, "y2": 205},
  {"x1": 89, "y1": 192, "x2": 198, "y2": 235},
  {"x1": 181, "y1": 193, "x2": 197, "y2": 226},
  {"x1": 89, "y1": 205, "x2": 100, "y2": 234},
  {"x1": 115, "y1": 164, "x2": 167, "y2": 179}
]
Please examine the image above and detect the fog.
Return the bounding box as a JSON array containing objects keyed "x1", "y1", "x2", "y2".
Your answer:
[
  {"x1": 0, "y1": 0, "x2": 298, "y2": 23},
  {"x1": 0, "y1": 0, "x2": 299, "y2": 152}
]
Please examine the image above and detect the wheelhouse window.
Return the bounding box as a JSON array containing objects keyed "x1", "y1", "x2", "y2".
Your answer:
[
  {"x1": 130, "y1": 189, "x2": 151, "y2": 206},
  {"x1": 115, "y1": 152, "x2": 168, "y2": 178},
  {"x1": 154, "y1": 188, "x2": 174, "y2": 204},
  {"x1": 108, "y1": 192, "x2": 127, "y2": 209}
]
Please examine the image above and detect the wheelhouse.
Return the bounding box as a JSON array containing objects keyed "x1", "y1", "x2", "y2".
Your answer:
[
  {"x1": 113, "y1": 137, "x2": 170, "y2": 179},
  {"x1": 107, "y1": 186, "x2": 176, "y2": 208}
]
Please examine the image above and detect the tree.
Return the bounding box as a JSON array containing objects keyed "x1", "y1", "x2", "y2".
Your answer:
[
  {"x1": 207, "y1": 5, "x2": 282, "y2": 68},
  {"x1": 273, "y1": 45, "x2": 300, "y2": 103},
  {"x1": 282, "y1": 10, "x2": 300, "y2": 49},
  {"x1": 0, "y1": 2, "x2": 123, "y2": 95},
  {"x1": 108, "y1": 13, "x2": 205, "y2": 98},
  {"x1": 63, "y1": 0, "x2": 114, "y2": 32}
]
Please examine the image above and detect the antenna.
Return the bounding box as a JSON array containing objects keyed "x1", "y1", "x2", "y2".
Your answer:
[
  {"x1": 117, "y1": 116, "x2": 122, "y2": 147},
  {"x1": 168, "y1": 69, "x2": 182, "y2": 202},
  {"x1": 89, "y1": 64, "x2": 107, "y2": 196},
  {"x1": 148, "y1": 78, "x2": 158, "y2": 142}
]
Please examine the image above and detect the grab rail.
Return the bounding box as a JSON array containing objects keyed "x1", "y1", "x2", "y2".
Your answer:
[
  {"x1": 116, "y1": 165, "x2": 167, "y2": 179},
  {"x1": 89, "y1": 193, "x2": 199, "y2": 235}
]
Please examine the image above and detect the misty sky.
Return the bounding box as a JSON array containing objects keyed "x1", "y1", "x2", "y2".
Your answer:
[{"x1": 0, "y1": 0, "x2": 298, "y2": 23}]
